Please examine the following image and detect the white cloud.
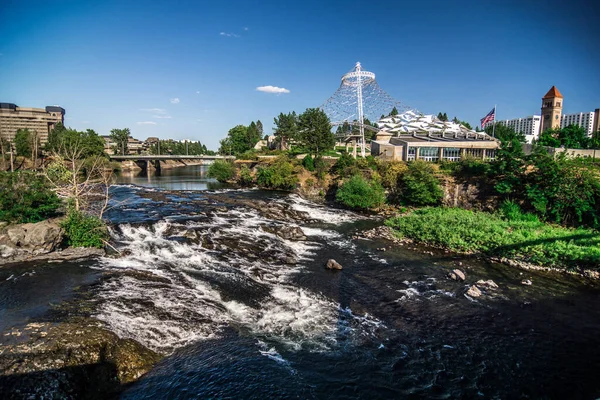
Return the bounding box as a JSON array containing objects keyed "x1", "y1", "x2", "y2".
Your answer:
[
  {"x1": 140, "y1": 108, "x2": 167, "y2": 114},
  {"x1": 256, "y1": 85, "x2": 290, "y2": 94},
  {"x1": 136, "y1": 121, "x2": 157, "y2": 125},
  {"x1": 170, "y1": 98, "x2": 180, "y2": 104},
  {"x1": 220, "y1": 32, "x2": 239, "y2": 38},
  {"x1": 153, "y1": 115, "x2": 172, "y2": 119}
]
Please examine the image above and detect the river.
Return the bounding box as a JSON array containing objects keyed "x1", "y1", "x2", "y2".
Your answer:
[{"x1": 1, "y1": 165, "x2": 600, "y2": 399}]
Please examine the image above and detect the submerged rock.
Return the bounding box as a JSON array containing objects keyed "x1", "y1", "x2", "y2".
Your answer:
[
  {"x1": 476, "y1": 279, "x2": 499, "y2": 289},
  {"x1": 449, "y1": 269, "x2": 466, "y2": 281},
  {"x1": 326, "y1": 259, "x2": 343, "y2": 270},
  {"x1": 521, "y1": 279, "x2": 533, "y2": 286}
]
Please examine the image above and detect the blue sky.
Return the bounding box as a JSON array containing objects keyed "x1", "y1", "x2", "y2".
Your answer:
[{"x1": 1, "y1": 0, "x2": 599, "y2": 149}]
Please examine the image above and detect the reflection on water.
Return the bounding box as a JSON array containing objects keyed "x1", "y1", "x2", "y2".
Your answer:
[{"x1": 116, "y1": 165, "x2": 227, "y2": 191}]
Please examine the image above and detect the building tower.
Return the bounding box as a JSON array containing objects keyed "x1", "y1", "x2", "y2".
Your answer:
[{"x1": 540, "y1": 86, "x2": 563, "y2": 132}]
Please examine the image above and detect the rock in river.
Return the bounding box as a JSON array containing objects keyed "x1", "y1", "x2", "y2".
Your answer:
[
  {"x1": 466, "y1": 285, "x2": 482, "y2": 297},
  {"x1": 448, "y1": 269, "x2": 466, "y2": 281},
  {"x1": 326, "y1": 259, "x2": 343, "y2": 270},
  {"x1": 276, "y1": 226, "x2": 307, "y2": 241}
]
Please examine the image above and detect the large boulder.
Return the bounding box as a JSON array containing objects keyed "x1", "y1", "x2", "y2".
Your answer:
[
  {"x1": 466, "y1": 285, "x2": 482, "y2": 297},
  {"x1": 5, "y1": 220, "x2": 63, "y2": 254}
]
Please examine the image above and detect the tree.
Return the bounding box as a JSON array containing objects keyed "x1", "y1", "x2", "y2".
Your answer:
[
  {"x1": 487, "y1": 124, "x2": 526, "y2": 196},
  {"x1": 110, "y1": 128, "x2": 130, "y2": 155},
  {"x1": 256, "y1": 120, "x2": 264, "y2": 138},
  {"x1": 297, "y1": 108, "x2": 334, "y2": 156},
  {"x1": 537, "y1": 125, "x2": 589, "y2": 149},
  {"x1": 390, "y1": 106, "x2": 399, "y2": 116},
  {"x1": 437, "y1": 112, "x2": 448, "y2": 122},
  {"x1": 336, "y1": 174, "x2": 385, "y2": 210},
  {"x1": 273, "y1": 112, "x2": 298, "y2": 151},
  {"x1": 14, "y1": 129, "x2": 32, "y2": 158},
  {"x1": 218, "y1": 124, "x2": 259, "y2": 155},
  {"x1": 460, "y1": 121, "x2": 472, "y2": 130}
]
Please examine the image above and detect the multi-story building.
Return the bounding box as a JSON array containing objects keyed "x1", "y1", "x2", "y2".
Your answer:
[
  {"x1": 560, "y1": 112, "x2": 596, "y2": 135},
  {"x1": 0, "y1": 103, "x2": 65, "y2": 144},
  {"x1": 488, "y1": 116, "x2": 541, "y2": 143}
]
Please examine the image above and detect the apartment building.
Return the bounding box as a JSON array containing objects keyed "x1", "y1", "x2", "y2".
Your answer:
[{"x1": 0, "y1": 103, "x2": 65, "y2": 144}]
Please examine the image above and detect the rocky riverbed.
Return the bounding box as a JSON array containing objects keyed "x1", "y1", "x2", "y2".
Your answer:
[{"x1": 2, "y1": 178, "x2": 600, "y2": 399}]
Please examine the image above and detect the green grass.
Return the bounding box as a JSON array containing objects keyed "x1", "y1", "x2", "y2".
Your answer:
[{"x1": 385, "y1": 207, "x2": 600, "y2": 270}]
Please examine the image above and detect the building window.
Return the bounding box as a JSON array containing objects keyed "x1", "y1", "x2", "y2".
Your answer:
[
  {"x1": 442, "y1": 148, "x2": 460, "y2": 161},
  {"x1": 407, "y1": 147, "x2": 416, "y2": 161},
  {"x1": 419, "y1": 147, "x2": 439, "y2": 162}
]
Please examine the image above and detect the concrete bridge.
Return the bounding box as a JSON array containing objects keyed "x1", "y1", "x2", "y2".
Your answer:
[{"x1": 109, "y1": 155, "x2": 235, "y2": 171}]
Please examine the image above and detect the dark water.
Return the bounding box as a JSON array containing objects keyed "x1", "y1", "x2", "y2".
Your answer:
[{"x1": 1, "y1": 165, "x2": 600, "y2": 399}]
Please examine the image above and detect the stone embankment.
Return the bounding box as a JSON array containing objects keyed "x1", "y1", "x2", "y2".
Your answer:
[{"x1": 0, "y1": 219, "x2": 104, "y2": 266}]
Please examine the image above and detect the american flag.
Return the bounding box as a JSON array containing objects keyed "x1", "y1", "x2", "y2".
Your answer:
[{"x1": 480, "y1": 108, "x2": 495, "y2": 128}]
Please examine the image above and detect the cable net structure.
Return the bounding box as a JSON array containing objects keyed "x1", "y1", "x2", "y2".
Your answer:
[{"x1": 320, "y1": 62, "x2": 419, "y2": 157}]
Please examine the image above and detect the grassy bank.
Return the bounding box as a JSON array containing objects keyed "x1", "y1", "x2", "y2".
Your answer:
[{"x1": 385, "y1": 206, "x2": 600, "y2": 271}]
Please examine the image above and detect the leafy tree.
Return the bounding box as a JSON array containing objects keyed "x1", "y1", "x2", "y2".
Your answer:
[
  {"x1": 273, "y1": 112, "x2": 298, "y2": 150},
  {"x1": 110, "y1": 128, "x2": 130, "y2": 155},
  {"x1": 460, "y1": 120, "x2": 472, "y2": 130},
  {"x1": 14, "y1": 129, "x2": 32, "y2": 157},
  {"x1": 47, "y1": 126, "x2": 105, "y2": 159},
  {"x1": 398, "y1": 161, "x2": 443, "y2": 206},
  {"x1": 297, "y1": 108, "x2": 334, "y2": 155},
  {"x1": 336, "y1": 174, "x2": 385, "y2": 210},
  {"x1": 218, "y1": 123, "x2": 261, "y2": 155},
  {"x1": 537, "y1": 125, "x2": 589, "y2": 149},
  {"x1": 487, "y1": 124, "x2": 526, "y2": 196}
]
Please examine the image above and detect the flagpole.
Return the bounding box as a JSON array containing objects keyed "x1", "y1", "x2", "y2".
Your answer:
[{"x1": 492, "y1": 105, "x2": 497, "y2": 138}]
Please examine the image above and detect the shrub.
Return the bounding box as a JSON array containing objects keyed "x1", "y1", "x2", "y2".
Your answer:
[
  {"x1": 256, "y1": 157, "x2": 298, "y2": 190},
  {"x1": 333, "y1": 152, "x2": 356, "y2": 176},
  {"x1": 398, "y1": 161, "x2": 443, "y2": 206},
  {"x1": 238, "y1": 165, "x2": 253, "y2": 186},
  {"x1": 314, "y1": 156, "x2": 328, "y2": 180},
  {"x1": 61, "y1": 211, "x2": 108, "y2": 248},
  {"x1": 304, "y1": 178, "x2": 315, "y2": 188},
  {"x1": 237, "y1": 150, "x2": 258, "y2": 161},
  {"x1": 302, "y1": 154, "x2": 315, "y2": 171},
  {"x1": 336, "y1": 174, "x2": 385, "y2": 210},
  {"x1": 0, "y1": 171, "x2": 61, "y2": 223},
  {"x1": 207, "y1": 160, "x2": 235, "y2": 182}
]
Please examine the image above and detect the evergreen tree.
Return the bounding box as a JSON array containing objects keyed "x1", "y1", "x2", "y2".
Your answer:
[
  {"x1": 390, "y1": 106, "x2": 399, "y2": 116},
  {"x1": 273, "y1": 112, "x2": 298, "y2": 150},
  {"x1": 297, "y1": 108, "x2": 334, "y2": 155},
  {"x1": 256, "y1": 120, "x2": 264, "y2": 137},
  {"x1": 110, "y1": 128, "x2": 131, "y2": 155}
]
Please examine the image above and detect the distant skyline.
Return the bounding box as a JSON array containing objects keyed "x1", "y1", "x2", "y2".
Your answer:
[{"x1": 1, "y1": 0, "x2": 599, "y2": 149}]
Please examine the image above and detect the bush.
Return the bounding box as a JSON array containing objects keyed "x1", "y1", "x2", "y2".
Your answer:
[
  {"x1": 238, "y1": 165, "x2": 254, "y2": 186},
  {"x1": 333, "y1": 152, "x2": 356, "y2": 176},
  {"x1": 336, "y1": 174, "x2": 385, "y2": 210},
  {"x1": 314, "y1": 156, "x2": 328, "y2": 180},
  {"x1": 207, "y1": 160, "x2": 235, "y2": 182},
  {"x1": 385, "y1": 207, "x2": 600, "y2": 270},
  {"x1": 61, "y1": 211, "x2": 108, "y2": 248},
  {"x1": 302, "y1": 154, "x2": 315, "y2": 171},
  {"x1": 398, "y1": 161, "x2": 443, "y2": 206},
  {"x1": 0, "y1": 171, "x2": 61, "y2": 223},
  {"x1": 256, "y1": 157, "x2": 298, "y2": 190}
]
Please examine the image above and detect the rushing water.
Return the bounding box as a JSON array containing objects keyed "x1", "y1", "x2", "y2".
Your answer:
[{"x1": 2, "y1": 165, "x2": 600, "y2": 399}]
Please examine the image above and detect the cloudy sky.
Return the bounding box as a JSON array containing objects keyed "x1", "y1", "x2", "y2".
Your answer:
[{"x1": 1, "y1": 0, "x2": 599, "y2": 149}]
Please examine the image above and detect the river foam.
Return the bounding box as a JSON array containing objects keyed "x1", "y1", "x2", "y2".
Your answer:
[{"x1": 97, "y1": 193, "x2": 384, "y2": 354}]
